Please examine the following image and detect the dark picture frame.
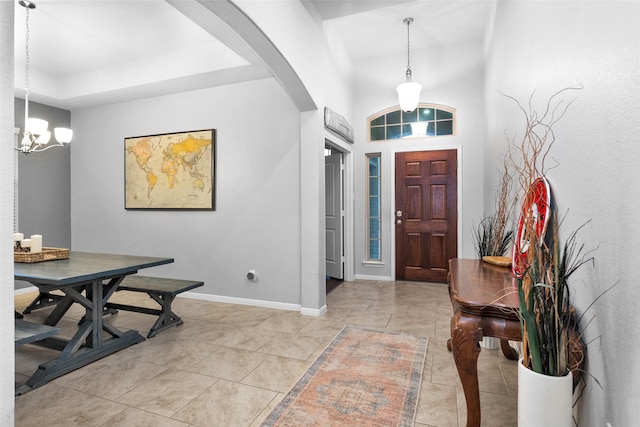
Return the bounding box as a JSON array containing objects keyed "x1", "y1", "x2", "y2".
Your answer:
[{"x1": 124, "y1": 129, "x2": 216, "y2": 210}]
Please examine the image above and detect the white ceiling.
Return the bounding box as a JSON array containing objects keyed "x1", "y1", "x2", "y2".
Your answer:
[{"x1": 13, "y1": 0, "x2": 494, "y2": 110}]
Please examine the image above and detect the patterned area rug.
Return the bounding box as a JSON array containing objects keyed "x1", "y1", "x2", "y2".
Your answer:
[{"x1": 262, "y1": 326, "x2": 429, "y2": 427}]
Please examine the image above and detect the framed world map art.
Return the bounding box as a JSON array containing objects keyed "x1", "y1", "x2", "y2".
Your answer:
[{"x1": 125, "y1": 129, "x2": 216, "y2": 210}]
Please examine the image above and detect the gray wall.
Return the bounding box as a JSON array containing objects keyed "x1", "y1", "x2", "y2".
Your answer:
[
  {"x1": 484, "y1": 1, "x2": 639, "y2": 425},
  {"x1": 14, "y1": 98, "x2": 71, "y2": 290},
  {"x1": 14, "y1": 98, "x2": 71, "y2": 249},
  {"x1": 70, "y1": 78, "x2": 304, "y2": 307}
]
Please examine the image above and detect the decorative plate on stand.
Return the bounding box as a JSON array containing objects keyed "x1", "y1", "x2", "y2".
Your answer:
[{"x1": 512, "y1": 177, "x2": 552, "y2": 278}]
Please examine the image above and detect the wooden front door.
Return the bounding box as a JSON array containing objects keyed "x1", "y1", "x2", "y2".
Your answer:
[{"x1": 395, "y1": 150, "x2": 457, "y2": 282}]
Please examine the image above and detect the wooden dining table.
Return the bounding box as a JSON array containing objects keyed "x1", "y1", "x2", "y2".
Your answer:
[{"x1": 14, "y1": 251, "x2": 174, "y2": 392}]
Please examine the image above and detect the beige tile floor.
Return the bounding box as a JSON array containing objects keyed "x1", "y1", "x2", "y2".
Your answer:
[{"x1": 14, "y1": 280, "x2": 517, "y2": 427}]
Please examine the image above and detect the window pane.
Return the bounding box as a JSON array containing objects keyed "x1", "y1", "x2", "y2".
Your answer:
[
  {"x1": 436, "y1": 120, "x2": 453, "y2": 135},
  {"x1": 419, "y1": 108, "x2": 434, "y2": 121},
  {"x1": 386, "y1": 110, "x2": 401, "y2": 125},
  {"x1": 369, "y1": 219, "x2": 380, "y2": 239},
  {"x1": 387, "y1": 125, "x2": 402, "y2": 139},
  {"x1": 402, "y1": 109, "x2": 418, "y2": 123},
  {"x1": 371, "y1": 115, "x2": 385, "y2": 126},
  {"x1": 368, "y1": 105, "x2": 455, "y2": 142},
  {"x1": 369, "y1": 157, "x2": 380, "y2": 176},
  {"x1": 369, "y1": 239, "x2": 380, "y2": 260},
  {"x1": 369, "y1": 177, "x2": 379, "y2": 196},
  {"x1": 426, "y1": 122, "x2": 435, "y2": 136},
  {"x1": 436, "y1": 109, "x2": 453, "y2": 120},
  {"x1": 369, "y1": 196, "x2": 380, "y2": 217},
  {"x1": 370, "y1": 127, "x2": 385, "y2": 141}
]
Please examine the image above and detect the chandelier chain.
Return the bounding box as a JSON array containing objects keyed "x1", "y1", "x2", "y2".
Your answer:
[{"x1": 24, "y1": 5, "x2": 30, "y2": 96}]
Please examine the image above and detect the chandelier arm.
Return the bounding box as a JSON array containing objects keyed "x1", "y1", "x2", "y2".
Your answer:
[{"x1": 24, "y1": 142, "x2": 65, "y2": 153}]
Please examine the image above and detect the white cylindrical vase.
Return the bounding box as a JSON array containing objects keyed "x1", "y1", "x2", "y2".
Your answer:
[{"x1": 518, "y1": 359, "x2": 573, "y2": 427}]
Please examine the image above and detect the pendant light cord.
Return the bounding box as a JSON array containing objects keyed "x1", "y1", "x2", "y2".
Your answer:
[
  {"x1": 24, "y1": 5, "x2": 31, "y2": 122},
  {"x1": 404, "y1": 17, "x2": 413, "y2": 82},
  {"x1": 25, "y1": 5, "x2": 30, "y2": 96}
]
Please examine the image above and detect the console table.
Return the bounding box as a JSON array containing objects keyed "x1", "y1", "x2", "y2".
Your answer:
[{"x1": 447, "y1": 258, "x2": 521, "y2": 427}]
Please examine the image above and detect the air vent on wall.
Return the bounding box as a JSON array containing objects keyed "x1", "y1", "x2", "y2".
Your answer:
[{"x1": 324, "y1": 107, "x2": 354, "y2": 143}]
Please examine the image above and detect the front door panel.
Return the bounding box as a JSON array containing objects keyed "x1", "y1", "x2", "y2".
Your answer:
[{"x1": 395, "y1": 150, "x2": 457, "y2": 282}]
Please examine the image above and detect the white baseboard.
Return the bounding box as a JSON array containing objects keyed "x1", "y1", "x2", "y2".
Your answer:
[
  {"x1": 353, "y1": 274, "x2": 393, "y2": 281},
  {"x1": 14, "y1": 286, "x2": 325, "y2": 316},
  {"x1": 181, "y1": 291, "x2": 300, "y2": 312},
  {"x1": 300, "y1": 305, "x2": 327, "y2": 317},
  {"x1": 183, "y1": 291, "x2": 327, "y2": 316}
]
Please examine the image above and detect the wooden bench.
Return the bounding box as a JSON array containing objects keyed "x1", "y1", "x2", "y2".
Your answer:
[
  {"x1": 15, "y1": 319, "x2": 60, "y2": 346},
  {"x1": 15, "y1": 319, "x2": 62, "y2": 394},
  {"x1": 104, "y1": 275, "x2": 204, "y2": 338}
]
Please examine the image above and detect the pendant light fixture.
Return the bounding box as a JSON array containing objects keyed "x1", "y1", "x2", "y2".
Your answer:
[
  {"x1": 16, "y1": 0, "x2": 73, "y2": 154},
  {"x1": 396, "y1": 17, "x2": 422, "y2": 113}
]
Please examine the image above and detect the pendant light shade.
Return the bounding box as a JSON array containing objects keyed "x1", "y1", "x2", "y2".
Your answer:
[
  {"x1": 397, "y1": 81, "x2": 422, "y2": 113},
  {"x1": 397, "y1": 17, "x2": 421, "y2": 113}
]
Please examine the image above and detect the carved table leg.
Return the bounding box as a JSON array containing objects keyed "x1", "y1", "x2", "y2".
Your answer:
[
  {"x1": 450, "y1": 310, "x2": 483, "y2": 427},
  {"x1": 500, "y1": 339, "x2": 519, "y2": 360}
]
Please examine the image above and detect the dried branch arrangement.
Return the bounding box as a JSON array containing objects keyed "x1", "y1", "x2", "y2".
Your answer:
[
  {"x1": 504, "y1": 87, "x2": 591, "y2": 380},
  {"x1": 472, "y1": 155, "x2": 515, "y2": 258},
  {"x1": 503, "y1": 86, "x2": 581, "y2": 194}
]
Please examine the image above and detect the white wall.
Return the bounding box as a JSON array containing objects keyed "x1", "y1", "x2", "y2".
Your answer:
[
  {"x1": 71, "y1": 78, "x2": 304, "y2": 306},
  {"x1": 485, "y1": 2, "x2": 640, "y2": 425},
  {"x1": 0, "y1": 3, "x2": 16, "y2": 423},
  {"x1": 353, "y1": 40, "x2": 486, "y2": 280}
]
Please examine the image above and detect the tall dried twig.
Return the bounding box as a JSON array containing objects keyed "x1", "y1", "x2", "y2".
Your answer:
[{"x1": 502, "y1": 86, "x2": 582, "y2": 194}]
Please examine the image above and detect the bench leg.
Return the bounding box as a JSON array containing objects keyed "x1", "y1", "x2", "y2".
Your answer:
[
  {"x1": 22, "y1": 292, "x2": 64, "y2": 314},
  {"x1": 146, "y1": 293, "x2": 182, "y2": 338}
]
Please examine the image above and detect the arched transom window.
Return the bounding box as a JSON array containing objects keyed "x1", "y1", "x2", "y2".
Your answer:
[{"x1": 368, "y1": 104, "x2": 456, "y2": 142}]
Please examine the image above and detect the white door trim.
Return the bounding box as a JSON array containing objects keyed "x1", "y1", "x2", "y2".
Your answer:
[{"x1": 324, "y1": 135, "x2": 354, "y2": 282}]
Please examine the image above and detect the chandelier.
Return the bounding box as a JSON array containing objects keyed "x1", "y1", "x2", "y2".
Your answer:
[
  {"x1": 16, "y1": 0, "x2": 73, "y2": 154},
  {"x1": 396, "y1": 17, "x2": 422, "y2": 113}
]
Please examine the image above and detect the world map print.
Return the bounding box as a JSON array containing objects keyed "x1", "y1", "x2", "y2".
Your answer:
[{"x1": 125, "y1": 129, "x2": 215, "y2": 209}]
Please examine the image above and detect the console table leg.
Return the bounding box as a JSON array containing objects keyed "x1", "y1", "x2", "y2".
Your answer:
[
  {"x1": 500, "y1": 338, "x2": 519, "y2": 360},
  {"x1": 450, "y1": 310, "x2": 483, "y2": 427}
]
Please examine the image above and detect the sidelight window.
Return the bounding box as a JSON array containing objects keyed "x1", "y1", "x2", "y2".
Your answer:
[{"x1": 366, "y1": 154, "x2": 381, "y2": 261}]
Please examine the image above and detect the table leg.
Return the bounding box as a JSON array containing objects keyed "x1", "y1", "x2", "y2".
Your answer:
[
  {"x1": 23, "y1": 278, "x2": 145, "y2": 392},
  {"x1": 500, "y1": 339, "x2": 519, "y2": 360},
  {"x1": 450, "y1": 310, "x2": 483, "y2": 427}
]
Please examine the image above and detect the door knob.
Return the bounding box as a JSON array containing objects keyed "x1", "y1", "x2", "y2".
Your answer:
[{"x1": 396, "y1": 219, "x2": 402, "y2": 225}]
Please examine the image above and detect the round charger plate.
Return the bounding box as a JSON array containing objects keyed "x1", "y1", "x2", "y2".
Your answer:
[{"x1": 482, "y1": 256, "x2": 512, "y2": 267}]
